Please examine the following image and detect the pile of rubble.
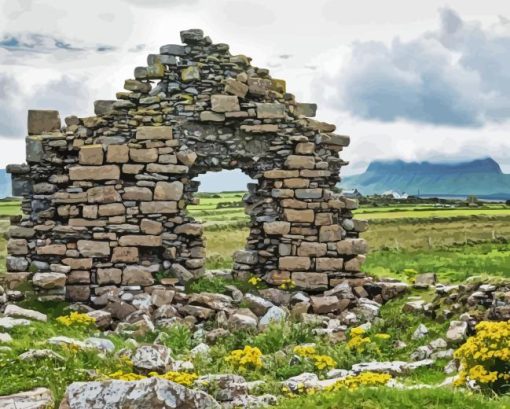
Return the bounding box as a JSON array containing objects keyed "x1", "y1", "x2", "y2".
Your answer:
[{"x1": 403, "y1": 274, "x2": 510, "y2": 324}]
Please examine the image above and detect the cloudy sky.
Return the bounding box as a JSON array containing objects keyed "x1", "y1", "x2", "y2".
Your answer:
[{"x1": 1, "y1": 0, "x2": 510, "y2": 190}]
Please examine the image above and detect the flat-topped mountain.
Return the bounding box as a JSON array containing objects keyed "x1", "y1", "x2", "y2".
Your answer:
[{"x1": 342, "y1": 158, "x2": 510, "y2": 199}]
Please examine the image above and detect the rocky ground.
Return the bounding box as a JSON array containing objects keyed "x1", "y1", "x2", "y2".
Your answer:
[{"x1": 0, "y1": 271, "x2": 509, "y2": 408}]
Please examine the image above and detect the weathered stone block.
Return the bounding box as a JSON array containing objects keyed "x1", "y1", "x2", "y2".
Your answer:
[
  {"x1": 319, "y1": 224, "x2": 343, "y2": 242},
  {"x1": 66, "y1": 285, "x2": 91, "y2": 302},
  {"x1": 123, "y1": 186, "x2": 153, "y2": 201},
  {"x1": 234, "y1": 250, "x2": 258, "y2": 265},
  {"x1": 154, "y1": 181, "x2": 183, "y2": 201},
  {"x1": 175, "y1": 223, "x2": 202, "y2": 236},
  {"x1": 136, "y1": 126, "x2": 173, "y2": 140},
  {"x1": 8, "y1": 226, "x2": 35, "y2": 239},
  {"x1": 200, "y1": 111, "x2": 225, "y2": 122},
  {"x1": 295, "y1": 188, "x2": 322, "y2": 199},
  {"x1": 130, "y1": 148, "x2": 158, "y2": 163},
  {"x1": 106, "y1": 145, "x2": 129, "y2": 163},
  {"x1": 146, "y1": 164, "x2": 188, "y2": 174},
  {"x1": 284, "y1": 209, "x2": 314, "y2": 223},
  {"x1": 36, "y1": 244, "x2": 67, "y2": 256},
  {"x1": 256, "y1": 103, "x2": 285, "y2": 119},
  {"x1": 68, "y1": 270, "x2": 90, "y2": 284},
  {"x1": 240, "y1": 124, "x2": 278, "y2": 133},
  {"x1": 118, "y1": 235, "x2": 162, "y2": 247},
  {"x1": 316, "y1": 257, "x2": 344, "y2": 271},
  {"x1": 292, "y1": 272, "x2": 328, "y2": 291},
  {"x1": 94, "y1": 100, "x2": 115, "y2": 115},
  {"x1": 263, "y1": 221, "x2": 290, "y2": 235},
  {"x1": 336, "y1": 238, "x2": 368, "y2": 255},
  {"x1": 79, "y1": 145, "x2": 103, "y2": 165},
  {"x1": 69, "y1": 165, "x2": 120, "y2": 181},
  {"x1": 122, "y1": 266, "x2": 155, "y2": 286},
  {"x1": 7, "y1": 239, "x2": 28, "y2": 255},
  {"x1": 98, "y1": 203, "x2": 125, "y2": 216},
  {"x1": 124, "y1": 79, "x2": 151, "y2": 93},
  {"x1": 141, "y1": 219, "x2": 163, "y2": 235},
  {"x1": 26, "y1": 137, "x2": 44, "y2": 163},
  {"x1": 176, "y1": 150, "x2": 197, "y2": 166},
  {"x1": 112, "y1": 247, "x2": 139, "y2": 263},
  {"x1": 77, "y1": 241, "x2": 110, "y2": 257},
  {"x1": 181, "y1": 66, "x2": 200, "y2": 82},
  {"x1": 97, "y1": 268, "x2": 122, "y2": 285},
  {"x1": 295, "y1": 103, "x2": 317, "y2": 117},
  {"x1": 285, "y1": 155, "x2": 315, "y2": 169},
  {"x1": 263, "y1": 170, "x2": 299, "y2": 179},
  {"x1": 344, "y1": 255, "x2": 366, "y2": 272},
  {"x1": 283, "y1": 178, "x2": 309, "y2": 189},
  {"x1": 62, "y1": 258, "x2": 93, "y2": 270},
  {"x1": 279, "y1": 257, "x2": 311, "y2": 271},
  {"x1": 27, "y1": 110, "x2": 60, "y2": 135},
  {"x1": 211, "y1": 95, "x2": 240, "y2": 112},
  {"x1": 295, "y1": 142, "x2": 315, "y2": 154},
  {"x1": 33, "y1": 273, "x2": 66, "y2": 289},
  {"x1": 140, "y1": 201, "x2": 178, "y2": 214},
  {"x1": 297, "y1": 242, "x2": 327, "y2": 257},
  {"x1": 87, "y1": 186, "x2": 121, "y2": 203},
  {"x1": 225, "y1": 78, "x2": 248, "y2": 98},
  {"x1": 315, "y1": 213, "x2": 333, "y2": 226}
]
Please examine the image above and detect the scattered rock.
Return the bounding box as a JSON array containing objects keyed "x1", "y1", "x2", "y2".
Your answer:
[
  {"x1": 132, "y1": 344, "x2": 172, "y2": 373},
  {"x1": 59, "y1": 377, "x2": 220, "y2": 408},
  {"x1": 0, "y1": 387, "x2": 54, "y2": 409}
]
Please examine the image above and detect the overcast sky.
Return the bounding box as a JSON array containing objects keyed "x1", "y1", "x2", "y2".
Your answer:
[{"x1": 1, "y1": 0, "x2": 510, "y2": 191}]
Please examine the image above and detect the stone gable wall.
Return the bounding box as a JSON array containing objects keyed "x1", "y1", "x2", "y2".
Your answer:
[{"x1": 5, "y1": 29, "x2": 368, "y2": 303}]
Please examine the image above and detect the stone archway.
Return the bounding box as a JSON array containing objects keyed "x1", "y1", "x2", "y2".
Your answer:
[{"x1": 5, "y1": 29, "x2": 368, "y2": 303}]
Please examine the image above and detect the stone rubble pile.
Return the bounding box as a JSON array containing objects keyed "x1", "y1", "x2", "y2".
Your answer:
[
  {"x1": 403, "y1": 276, "x2": 510, "y2": 325},
  {"x1": 5, "y1": 28, "x2": 368, "y2": 304}
]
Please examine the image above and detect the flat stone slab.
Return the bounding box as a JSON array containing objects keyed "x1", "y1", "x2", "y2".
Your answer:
[{"x1": 0, "y1": 387, "x2": 54, "y2": 409}]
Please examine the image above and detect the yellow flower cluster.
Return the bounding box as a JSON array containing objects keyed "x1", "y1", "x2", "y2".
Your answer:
[
  {"x1": 226, "y1": 346, "x2": 263, "y2": 370},
  {"x1": 347, "y1": 327, "x2": 371, "y2": 352},
  {"x1": 150, "y1": 371, "x2": 198, "y2": 387},
  {"x1": 107, "y1": 370, "x2": 146, "y2": 381},
  {"x1": 313, "y1": 355, "x2": 336, "y2": 371},
  {"x1": 279, "y1": 279, "x2": 296, "y2": 290},
  {"x1": 293, "y1": 345, "x2": 317, "y2": 358},
  {"x1": 56, "y1": 311, "x2": 96, "y2": 327},
  {"x1": 454, "y1": 320, "x2": 510, "y2": 393},
  {"x1": 106, "y1": 370, "x2": 198, "y2": 386},
  {"x1": 326, "y1": 371, "x2": 392, "y2": 391},
  {"x1": 248, "y1": 277, "x2": 262, "y2": 286},
  {"x1": 292, "y1": 345, "x2": 336, "y2": 371}
]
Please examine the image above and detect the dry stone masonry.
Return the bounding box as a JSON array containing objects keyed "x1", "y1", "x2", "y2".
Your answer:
[{"x1": 5, "y1": 29, "x2": 368, "y2": 303}]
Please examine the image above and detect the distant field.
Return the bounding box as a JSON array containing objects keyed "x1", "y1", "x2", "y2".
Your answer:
[{"x1": 0, "y1": 200, "x2": 21, "y2": 217}]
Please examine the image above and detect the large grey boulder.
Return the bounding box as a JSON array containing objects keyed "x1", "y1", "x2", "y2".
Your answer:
[{"x1": 59, "y1": 377, "x2": 220, "y2": 408}]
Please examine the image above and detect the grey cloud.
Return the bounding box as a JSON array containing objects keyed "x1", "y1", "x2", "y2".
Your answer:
[
  {"x1": 321, "y1": 8, "x2": 510, "y2": 127},
  {"x1": 0, "y1": 74, "x2": 90, "y2": 138},
  {"x1": 0, "y1": 33, "x2": 119, "y2": 54},
  {"x1": 0, "y1": 74, "x2": 24, "y2": 136}
]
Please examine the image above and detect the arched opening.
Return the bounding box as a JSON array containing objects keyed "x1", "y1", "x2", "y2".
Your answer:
[{"x1": 187, "y1": 169, "x2": 254, "y2": 271}]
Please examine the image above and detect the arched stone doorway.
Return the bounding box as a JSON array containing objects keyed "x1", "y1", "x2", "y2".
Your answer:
[{"x1": 6, "y1": 29, "x2": 368, "y2": 302}]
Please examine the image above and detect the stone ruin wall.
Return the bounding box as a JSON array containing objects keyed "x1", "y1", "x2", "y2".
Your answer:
[{"x1": 4, "y1": 29, "x2": 368, "y2": 304}]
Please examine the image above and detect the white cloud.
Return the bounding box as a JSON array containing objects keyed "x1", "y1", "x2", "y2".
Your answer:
[{"x1": 318, "y1": 8, "x2": 510, "y2": 127}]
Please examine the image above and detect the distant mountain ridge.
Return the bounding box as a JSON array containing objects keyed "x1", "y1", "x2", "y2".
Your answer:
[{"x1": 342, "y1": 158, "x2": 510, "y2": 199}]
